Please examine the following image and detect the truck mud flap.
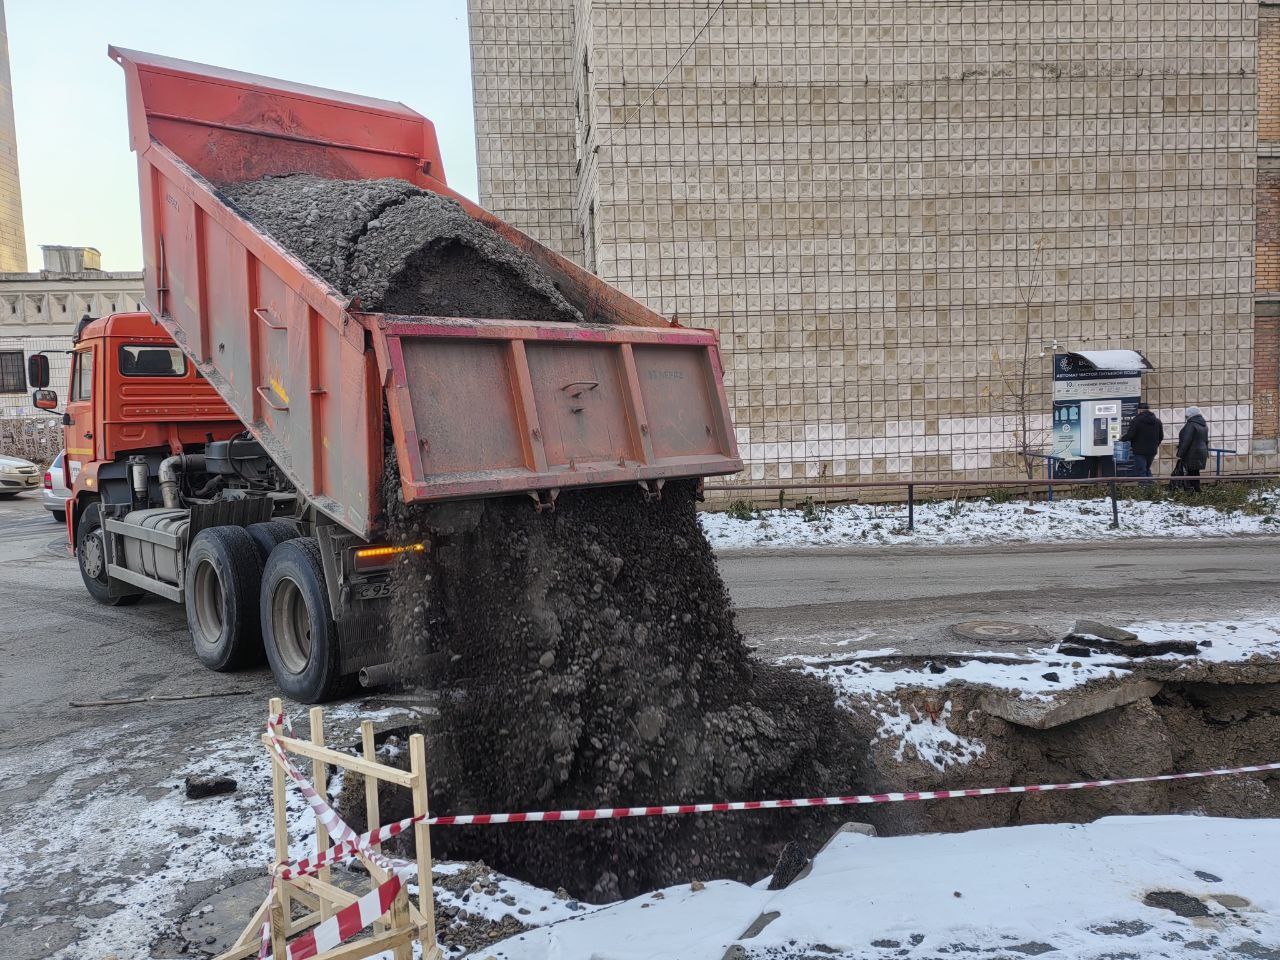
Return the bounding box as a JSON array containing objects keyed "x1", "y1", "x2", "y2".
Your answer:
[
  {"x1": 187, "y1": 496, "x2": 273, "y2": 541},
  {"x1": 371, "y1": 316, "x2": 743, "y2": 504}
]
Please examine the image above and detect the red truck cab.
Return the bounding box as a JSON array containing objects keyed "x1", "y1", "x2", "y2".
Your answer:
[{"x1": 61, "y1": 312, "x2": 241, "y2": 545}]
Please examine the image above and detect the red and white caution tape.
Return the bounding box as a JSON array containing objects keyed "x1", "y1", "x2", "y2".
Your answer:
[
  {"x1": 281, "y1": 872, "x2": 403, "y2": 960},
  {"x1": 276, "y1": 759, "x2": 1280, "y2": 883},
  {"x1": 422, "y1": 759, "x2": 1280, "y2": 825}
]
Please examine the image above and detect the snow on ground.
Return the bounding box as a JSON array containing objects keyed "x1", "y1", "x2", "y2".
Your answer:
[
  {"x1": 1136, "y1": 618, "x2": 1280, "y2": 664},
  {"x1": 873, "y1": 700, "x2": 987, "y2": 771},
  {"x1": 700, "y1": 488, "x2": 1280, "y2": 549},
  {"x1": 0, "y1": 698, "x2": 579, "y2": 959},
  {"x1": 489, "y1": 816, "x2": 1280, "y2": 960},
  {"x1": 791, "y1": 646, "x2": 1127, "y2": 702},
  {"x1": 787, "y1": 617, "x2": 1280, "y2": 708},
  {"x1": 11, "y1": 621, "x2": 1278, "y2": 958},
  {"x1": 0, "y1": 720, "x2": 279, "y2": 959}
]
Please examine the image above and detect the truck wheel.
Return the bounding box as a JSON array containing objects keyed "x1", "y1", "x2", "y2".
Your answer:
[
  {"x1": 261, "y1": 537, "x2": 341, "y2": 703},
  {"x1": 77, "y1": 502, "x2": 142, "y2": 606},
  {"x1": 246, "y1": 520, "x2": 299, "y2": 566},
  {"x1": 186, "y1": 526, "x2": 264, "y2": 671}
]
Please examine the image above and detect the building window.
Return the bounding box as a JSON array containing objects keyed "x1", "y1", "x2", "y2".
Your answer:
[{"x1": 0, "y1": 351, "x2": 23, "y2": 392}]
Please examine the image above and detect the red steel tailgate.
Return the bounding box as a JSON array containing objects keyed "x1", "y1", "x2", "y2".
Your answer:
[{"x1": 371, "y1": 316, "x2": 742, "y2": 503}]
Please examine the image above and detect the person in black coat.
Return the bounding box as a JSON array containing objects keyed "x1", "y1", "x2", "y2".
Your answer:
[
  {"x1": 1173, "y1": 406, "x2": 1209, "y2": 493},
  {"x1": 1119, "y1": 402, "x2": 1163, "y2": 481}
]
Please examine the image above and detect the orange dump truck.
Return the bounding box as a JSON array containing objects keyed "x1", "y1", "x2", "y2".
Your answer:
[{"x1": 27, "y1": 48, "x2": 740, "y2": 701}]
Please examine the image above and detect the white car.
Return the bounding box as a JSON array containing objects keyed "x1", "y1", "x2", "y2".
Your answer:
[
  {"x1": 42, "y1": 450, "x2": 72, "y2": 522},
  {"x1": 0, "y1": 453, "x2": 41, "y2": 499}
]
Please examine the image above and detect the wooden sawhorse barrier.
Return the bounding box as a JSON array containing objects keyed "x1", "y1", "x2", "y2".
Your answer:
[{"x1": 216, "y1": 698, "x2": 441, "y2": 960}]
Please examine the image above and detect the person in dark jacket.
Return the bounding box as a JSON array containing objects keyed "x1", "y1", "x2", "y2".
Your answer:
[
  {"x1": 1119, "y1": 402, "x2": 1163, "y2": 481},
  {"x1": 1173, "y1": 406, "x2": 1209, "y2": 493}
]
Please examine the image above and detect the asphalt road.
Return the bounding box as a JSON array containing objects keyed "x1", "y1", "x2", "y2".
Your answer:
[
  {"x1": 3, "y1": 489, "x2": 1278, "y2": 739},
  {"x1": 1, "y1": 490, "x2": 1278, "y2": 957},
  {"x1": 719, "y1": 538, "x2": 1280, "y2": 660}
]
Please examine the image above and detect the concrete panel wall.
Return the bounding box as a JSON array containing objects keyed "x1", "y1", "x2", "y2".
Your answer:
[
  {"x1": 471, "y1": 1, "x2": 1267, "y2": 479},
  {"x1": 468, "y1": 0, "x2": 585, "y2": 263}
]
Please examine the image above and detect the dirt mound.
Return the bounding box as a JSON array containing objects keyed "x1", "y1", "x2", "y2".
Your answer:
[
  {"x1": 227, "y1": 174, "x2": 861, "y2": 900},
  {"x1": 386, "y1": 479, "x2": 860, "y2": 899}
]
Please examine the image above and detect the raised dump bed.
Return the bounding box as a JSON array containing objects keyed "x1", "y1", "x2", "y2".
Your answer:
[
  {"x1": 111, "y1": 46, "x2": 740, "y2": 539},
  {"x1": 32, "y1": 49, "x2": 747, "y2": 702}
]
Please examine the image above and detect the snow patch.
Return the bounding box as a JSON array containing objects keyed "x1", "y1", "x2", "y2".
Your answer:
[
  {"x1": 701, "y1": 489, "x2": 1280, "y2": 550},
  {"x1": 489, "y1": 816, "x2": 1280, "y2": 960},
  {"x1": 786, "y1": 618, "x2": 1280, "y2": 703},
  {"x1": 874, "y1": 699, "x2": 986, "y2": 770}
]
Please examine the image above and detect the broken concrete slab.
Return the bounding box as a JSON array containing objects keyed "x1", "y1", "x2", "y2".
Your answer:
[
  {"x1": 1073, "y1": 619, "x2": 1139, "y2": 643},
  {"x1": 729, "y1": 823, "x2": 879, "y2": 955},
  {"x1": 1061, "y1": 633, "x2": 1200, "y2": 658},
  {"x1": 981, "y1": 679, "x2": 1163, "y2": 729},
  {"x1": 775, "y1": 821, "x2": 878, "y2": 892},
  {"x1": 735, "y1": 910, "x2": 781, "y2": 940}
]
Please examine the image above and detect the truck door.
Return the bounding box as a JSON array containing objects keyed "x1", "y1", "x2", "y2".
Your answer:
[{"x1": 64, "y1": 344, "x2": 96, "y2": 487}]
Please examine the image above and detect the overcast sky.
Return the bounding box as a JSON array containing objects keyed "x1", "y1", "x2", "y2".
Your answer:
[{"x1": 7, "y1": 0, "x2": 477, "y2": 272}]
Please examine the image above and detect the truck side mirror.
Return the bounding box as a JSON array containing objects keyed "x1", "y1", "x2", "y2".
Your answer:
[
  {"x1": 32, "y1": 388, "x2": 58, "y2": 410},
  {"x1": 27, "y1": 353, "x2": 50, "y2": 388}
]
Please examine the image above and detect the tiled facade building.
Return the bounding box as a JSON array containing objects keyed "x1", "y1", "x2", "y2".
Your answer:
[{"x1": 469, "y1": 1, "x2": 1275, "y2": 481}]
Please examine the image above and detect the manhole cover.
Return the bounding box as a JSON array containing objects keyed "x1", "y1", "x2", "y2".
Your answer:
[{"x1": 950, "y1": 621, "x2": 1050, "y2": 644}]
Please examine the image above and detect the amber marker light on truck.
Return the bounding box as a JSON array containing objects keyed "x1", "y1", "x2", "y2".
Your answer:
[{"x1": 353, "y1": 543, "x2": 426, "y2": 571}]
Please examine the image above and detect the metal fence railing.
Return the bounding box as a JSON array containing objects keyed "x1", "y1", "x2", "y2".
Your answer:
[
  {"x1": 0, "y1": 415, "x2": 62, "y2": 466},
  {"x1": 705, "y1": 473, "x2": 1280, "y2": 532}
]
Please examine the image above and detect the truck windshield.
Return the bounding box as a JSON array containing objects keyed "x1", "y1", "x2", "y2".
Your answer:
[{"x1": 119, "y1": 345, "x2": 186, "y2": 377}]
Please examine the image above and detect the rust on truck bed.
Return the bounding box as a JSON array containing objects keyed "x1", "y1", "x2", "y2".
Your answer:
[{"x1": 111, "y1": 46, "x2": 741, "y2": 539}]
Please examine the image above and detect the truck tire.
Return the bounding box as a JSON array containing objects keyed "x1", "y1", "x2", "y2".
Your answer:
[
  {"x1": 186, "y1": 526, "x2": 264, "y2": 671},
  {"x1": 246, "y1": 520, "x2": 299, "y2": 565},
  {"x1": 76, "y1": 501, "x2": 142, "y2": 606},
  {"x1": 261, "y1": 537, "x2": 342, "y2": 703}
]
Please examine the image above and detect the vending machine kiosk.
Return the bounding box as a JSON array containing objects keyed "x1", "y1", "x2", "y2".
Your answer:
[
  {"x1": 1051, "y1": 351, "x2": 1153, "y2": 477},
  {"x1": 1080, "y1": 399, "x2": 1123, "y2": 456}
]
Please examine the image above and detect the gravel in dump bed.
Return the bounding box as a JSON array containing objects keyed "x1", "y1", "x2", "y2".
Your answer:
[{"x1": 219, "y1": 174, "x2": 581, "y2": 322}]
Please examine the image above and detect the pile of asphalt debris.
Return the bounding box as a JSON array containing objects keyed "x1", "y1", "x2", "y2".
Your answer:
[{"x1": 222, "y1": 174, "x2": 862, "y2": 900}]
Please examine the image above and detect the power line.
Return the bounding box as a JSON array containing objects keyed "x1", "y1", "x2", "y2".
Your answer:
[{"x1": 598, "y1": 0, "x2": 726, "y2": 149}]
